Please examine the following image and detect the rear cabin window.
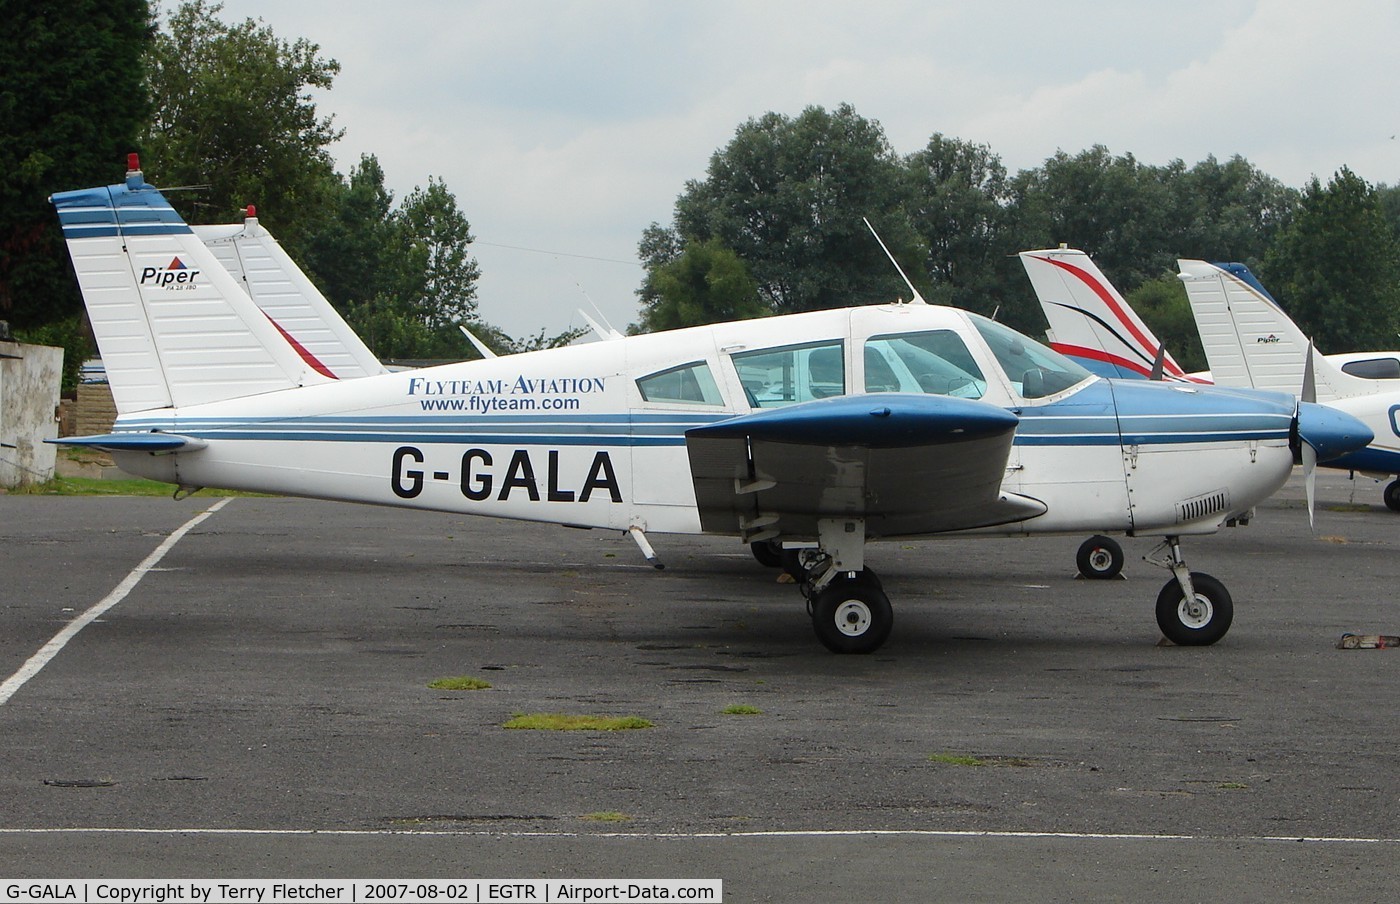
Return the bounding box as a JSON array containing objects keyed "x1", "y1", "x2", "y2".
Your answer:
[
  {"x1": 636, "y1": 361, "x2": 724, "y2": 405},
  {"x1": 1340, "y1": 357, "x2": 1400, "y2": 380},
  {"x1": 863, "y1": 330, "x2": 988, "y2": 399},
  {"x1": 731, "y1": 341, "x2": 845, "y2": 408}
]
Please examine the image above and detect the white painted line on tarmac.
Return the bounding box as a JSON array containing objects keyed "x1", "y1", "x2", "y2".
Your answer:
[
  {"x1": 0, "y1": 827, "x2": 1397, "y2": 845},
  {"x1": 0, "y1": 497, "x2": 234, "y2": 707}
]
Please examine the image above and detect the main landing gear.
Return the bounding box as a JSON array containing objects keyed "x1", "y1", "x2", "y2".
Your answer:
[
  {"x1": 1075, "y1": 535, "x2": 1125, "y2": 579},
  {"x1": 765, "y1": 518, "x2": 894, "y2": 654},
  {"x1": 1383, "y1": 479, "x2": 1400, "y2": 513},
  {"x1": 1144, "y1": 536, "x2": 1233, "y2": 645},
  {"x1": 755, "y1": 529, "x2": 1234, "y2": 652}
]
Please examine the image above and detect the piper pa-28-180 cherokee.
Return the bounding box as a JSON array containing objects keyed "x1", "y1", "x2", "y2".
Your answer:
[{"x1": 48, "y1": 161, "x2": 1371, "y2": 653}]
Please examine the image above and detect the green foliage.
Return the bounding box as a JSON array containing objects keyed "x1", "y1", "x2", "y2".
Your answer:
[
  {"x1": 142, "y1": 0, "x2": 342, "y2": 259},
  {"x1": 503, "y1": 713, "x2": 654, "y2": 731},
  {"x1": 641, "y1": 110, "x2": 1316, "y2": 339},
  {"x1": 427, "y1": 676, "x2": 492, "y2": 691},
  {"x1": 304, "y1": 160, "x2": 485, "y2": 359},
  {"x1": 1262, "y1": 168, "x2": 1400, "y2": 352},
  {"x1": 0, "y1": 0, "x2": 154, "y2": 328},
  {"x1": 634, "y1": 238, "x2": 767, "y2": 332},
  {"x1": 656, "y1": 104, "x2": 915, "y2": 318},
  {"x1": 12, "y1": 315, "x2": 90, "y2": 393},
  {"x1": 1124, "y1": 274, "x2": 1206, "y2": 373}
]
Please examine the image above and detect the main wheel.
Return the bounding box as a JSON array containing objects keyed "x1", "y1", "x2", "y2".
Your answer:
[
  {"x1": 750, "y1": 540, "x2": 783, "y2": 568},
  {"x1": 1384, "y1": 480, "x2": 1400, "y2": 512},
  {"x1": 1155, "y1": 572, "x2": 1233, "y2": 646},
  {"x1": 811, "y1": 576, "x2": 893, "y2": 654},
  {"x1": 1076, "y1": 535, "x2": 1124, "y2": 579}
]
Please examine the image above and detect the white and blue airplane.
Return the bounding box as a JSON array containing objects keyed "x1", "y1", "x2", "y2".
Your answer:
[
  {"x1": 47, "y1": 162, "x2": 1371, "y2": 653},
  {"x1": 1021, "y1": 246, "x2": 1400, "y2": 516},
  {"x1": 1178, "y1": 258, "x2": 1400, "y2": 511}
]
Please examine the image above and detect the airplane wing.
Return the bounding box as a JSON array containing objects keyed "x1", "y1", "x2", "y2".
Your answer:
[{"x1": 684, "y1": 393, "x2": 1046, "y2": 540}]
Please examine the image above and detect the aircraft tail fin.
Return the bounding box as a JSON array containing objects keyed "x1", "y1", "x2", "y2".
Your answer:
[
  {"x1": 1178, "y1": 259, "x2": 1355, "y2": 402},
  {"x1": 51, "y1": 160, "x2": 337, "y2": 415},
  {"x1": 193, "y1": 210, "x2": 388, "y2": 379},
  {"x1": 1020, "y1": 247, "x2": 1190, "y2": 380}
]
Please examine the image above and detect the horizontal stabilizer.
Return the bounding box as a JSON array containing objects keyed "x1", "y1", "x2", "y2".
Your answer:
[{"x1": 49, "y1": 433, "x2": 207, "y2": 453}]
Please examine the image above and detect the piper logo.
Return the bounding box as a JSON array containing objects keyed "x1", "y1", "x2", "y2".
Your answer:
[
  {"x1": 140, "y1": 257, "x2": 200, "y2": 289},
  {"x1": 1255, "y1": 334, "x2": 1282, "y2": 344}
]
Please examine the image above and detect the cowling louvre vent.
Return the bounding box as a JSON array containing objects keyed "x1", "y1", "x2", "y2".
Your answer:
[{"x1": 1177, "y1": 489, "x2": 1229, "y2": 524}]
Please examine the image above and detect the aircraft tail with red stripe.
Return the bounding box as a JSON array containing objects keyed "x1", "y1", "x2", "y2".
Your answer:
[
  {"x1": 50, "y1": 157, "x2": 341, "y2": 415},
  {"x1": 1020, "y1": 247, "x2": 1197, "y2": 382}
]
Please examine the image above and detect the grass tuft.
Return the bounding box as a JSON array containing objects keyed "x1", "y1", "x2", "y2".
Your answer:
[
  {"x1": 721, "y1": 705, "x2": 763, "y2": 716},
  {"x1": 428, "y1": 677, "x2": 492, "y2": 691},
  {"x1": 503, "y1": 713, "x2": 653, "y2": 731}
]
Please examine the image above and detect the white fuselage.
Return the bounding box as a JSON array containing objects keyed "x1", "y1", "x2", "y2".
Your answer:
[{"x1": 107, "y1": 304, "x2": 1298, "y2": 542}]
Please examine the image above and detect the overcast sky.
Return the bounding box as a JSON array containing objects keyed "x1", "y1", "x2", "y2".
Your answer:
[{"x1": 211, "y1": 0, "x2": 1400, "y2": 339}]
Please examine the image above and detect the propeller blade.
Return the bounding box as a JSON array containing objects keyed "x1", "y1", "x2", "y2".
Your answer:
[
  {"x1": 1150, "y1": 345, "x2": 1166, "y2": 381},
  {"x1": 1302, "y1": 340, "x2": 1317, "y2": 404},
  {"x1": 1303, "y1": 441, "x2": 1318, "y2": 529}
]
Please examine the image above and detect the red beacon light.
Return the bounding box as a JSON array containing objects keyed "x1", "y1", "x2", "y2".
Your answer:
[
  {"x1": 245, "y1": 205, "x2": 257, "y2": 219},
  {"x1": 127, "y1": 153, "x2": 140, "y2": 173}
]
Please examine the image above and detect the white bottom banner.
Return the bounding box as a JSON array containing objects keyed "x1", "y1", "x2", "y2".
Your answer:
[{"x1": 1, "y1": 881, "x2": 722, "y2": 904}]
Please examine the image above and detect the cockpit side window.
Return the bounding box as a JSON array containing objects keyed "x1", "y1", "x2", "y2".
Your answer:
[
  {"x1": 636, "y1": 360, "x2": 725, "y2": 405},
  {"x1": 863, "y1": 330, "x2": 988, "y2": 399},
  {"x1": 731, "y1": 340, "x2": 845, "y2": 408},
  {"x1": 969, "y1": 314, "x2": 1091, "y2": 399}
]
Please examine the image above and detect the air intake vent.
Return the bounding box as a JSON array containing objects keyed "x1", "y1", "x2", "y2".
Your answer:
[{"x1": 1176, "y1": 490, "x2": 1229, "y2": 524}]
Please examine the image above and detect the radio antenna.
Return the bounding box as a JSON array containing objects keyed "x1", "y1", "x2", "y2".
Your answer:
[{"x1": 864, "y1": 217, "x2": 927, "y2": 305}]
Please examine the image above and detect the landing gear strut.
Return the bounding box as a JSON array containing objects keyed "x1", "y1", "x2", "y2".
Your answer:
[
  {"x1": 783, "y1": 518, "x2": 893, "y2": 654},
  {"x1": 1145, "y1": 536, "x2": 1233, "y2": 645}
]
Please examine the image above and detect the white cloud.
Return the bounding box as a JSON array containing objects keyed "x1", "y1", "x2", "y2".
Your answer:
[{"x1": 205, "y1": 0, "x2": 1400, "y2": 335}]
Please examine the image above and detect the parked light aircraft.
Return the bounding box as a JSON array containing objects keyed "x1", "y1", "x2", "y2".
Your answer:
[
  {"x1": 1020, "y1": 246, "x2": 1400, "y2": 516},
  {"x1": 47, "y1": 163, "x2": 1372, "y2": 653},
  {"x1": 1179, "y1": 259, "x2": 1400, "y2": 511}
]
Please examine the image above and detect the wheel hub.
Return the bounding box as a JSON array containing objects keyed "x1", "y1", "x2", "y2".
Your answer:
[
  {"x1": 1178, "y1": 595, "x2": 1213, "y2": 629},
  {"x1": 1088, "y1": 548, "x2": 1113, "y2": 570},
  {"x1": 833, "y1": 599, "x2": 873, "y2": 637}
]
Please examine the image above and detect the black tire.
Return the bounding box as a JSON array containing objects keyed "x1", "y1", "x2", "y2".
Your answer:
[
  {"x1": 1384, "y1": 480, "x2": 1400, "y2": 513},
  {"x1": 1155, "y1": 572, "x2": 1233, "y2": 646},
  {"x1": 810, "y1": 576, "x2": 893, "y2": 654},
  {"x1": 750, "y1": 540, "x2": 784, "y2": 568},
  {"x1": 1076, "y1": 535, "x2": 1124, "y2": 579}
]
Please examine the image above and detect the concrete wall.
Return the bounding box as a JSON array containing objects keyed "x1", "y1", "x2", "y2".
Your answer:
[{"x1": 0, "y1": 340, "x2": 63, "y2": 488}]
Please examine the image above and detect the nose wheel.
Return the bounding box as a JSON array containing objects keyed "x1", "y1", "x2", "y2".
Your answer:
[{"x1": 1146, "y1": 537, "x2": 1234, "y2": 645}]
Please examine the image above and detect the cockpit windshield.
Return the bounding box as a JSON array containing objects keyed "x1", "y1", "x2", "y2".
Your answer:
[{"x1": 969, "y1": 313, "x2": 1093, "y2": 399}]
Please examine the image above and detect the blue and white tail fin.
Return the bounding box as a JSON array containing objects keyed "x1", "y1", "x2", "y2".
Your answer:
[
  {"x1": 1020, "y1": 247, "x2": 1195, "y2": 381},
  {"x1": 51, "y1": 159, "x2": 338, "y2": 415},
  {"x1": 1178, "y1": 259, "x2": 1362, "y2": 402},
  {"x1": 194, "y1": 211, "x2": 388, "y2": 379}
]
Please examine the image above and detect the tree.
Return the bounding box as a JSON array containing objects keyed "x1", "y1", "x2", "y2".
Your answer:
[
  {"x1": 336, "y1": 176, "x2": 484, "y2": 360},
  {"x1": 1125, "y1": 274, "x2": 1206, "y2": 373},
  {"x1": 142, "y1": 0, "x2": 342, "y2": 260},
  {"x1": 1176, "y1": 155, "x2": 1297, "y2": 269},
  {"x1": 634, "y1": 238, "x2": 767, "y2": 332},
  {"x1": 1008, "y1": 146, "x2": 1181, "y2": 293},
  {"x1": 1262, "y1": 168, "x2": 1400, "y2": 352},
  {"x1": 0, "y1": 0, "x2": 153, "y2": 341},
  {"x1": 903, "y1": 134, "x2": 1020, "y2": 320},
  {"x1": 302, "y1": 154, "x2": 396, "y2": 315},
  {"x1": 650, "y1": 104, "x2": 917, "y2": 320}
]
